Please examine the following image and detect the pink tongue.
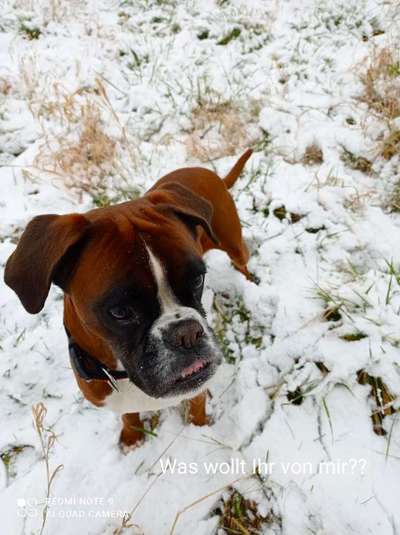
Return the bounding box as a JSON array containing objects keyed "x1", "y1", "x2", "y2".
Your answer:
[{"x1": 181, "y1": 359, "x2": 205, "y2": 378}]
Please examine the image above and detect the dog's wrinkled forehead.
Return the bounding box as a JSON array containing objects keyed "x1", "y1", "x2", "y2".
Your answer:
[
  {"x1": 67, "y1": 213, "x2": 204, "y2": 316},
  {"x1": 66, "y1": 217, "x2": 153, "y2": 303}
]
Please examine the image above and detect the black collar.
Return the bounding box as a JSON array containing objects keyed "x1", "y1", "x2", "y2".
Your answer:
[{"x1": 66, "y1": 328, "x2": 128, "y2": 391}]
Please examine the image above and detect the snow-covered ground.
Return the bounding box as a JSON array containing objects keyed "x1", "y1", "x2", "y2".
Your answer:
[{"x1": 1, "y1": 0, "x2": 400, "y2": 533}]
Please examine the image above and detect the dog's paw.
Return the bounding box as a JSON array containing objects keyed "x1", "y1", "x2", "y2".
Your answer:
[
  {"x1": 189, "y1": 413, "x2": 214, "y2": 426},
  {"x1": 182, "y1": 394, "x2": 212, "y2": 426},
  {"x1": 119, "y1": 438, "x2": 144, "y2": 455},
  {"x1": 118, "y1": 427, "x2": 145, "y2": 453}
]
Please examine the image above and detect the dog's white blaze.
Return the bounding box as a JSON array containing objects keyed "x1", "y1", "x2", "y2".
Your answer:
[
  {"x1": 144, "y1": 244, "x2": 209, "y2": 335},
  {"x1": 145, "y1": 245, "x2": 179, "y2": 313}
]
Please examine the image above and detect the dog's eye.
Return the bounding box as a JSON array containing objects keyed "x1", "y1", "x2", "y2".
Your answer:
[
  {"x1": 193, "y1": 274, "x2": 204, "y2": 290},
  {"x1": 108, "y1": 305, "x2": 135, "y2": 321}
]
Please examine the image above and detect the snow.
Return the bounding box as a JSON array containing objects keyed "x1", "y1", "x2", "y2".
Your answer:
[{"x1": 1, "y1": 0, "x2": 400, "y2": 533}]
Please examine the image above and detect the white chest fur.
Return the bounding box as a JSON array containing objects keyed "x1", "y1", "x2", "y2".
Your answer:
[
  {"x1": 103, "y1": 378, "x2": 204, "y2": 414},
  {"x1": 103, "y1": 365, "x2": 222, "y2": 414}
]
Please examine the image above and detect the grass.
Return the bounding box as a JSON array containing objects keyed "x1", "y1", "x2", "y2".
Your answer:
[
  {"x1": 50, "y1": 102, "x2": 116, "y2": 182},
  {"x1": 184, "y1": 73, "x2": 259, "y2": 162},
  {"x1": 17, "y1": 66, "x2": 141, "y2": 202},
  {"x1": 385, "y1": 259, "x2": 400, "y2": 302},
  {"x1": 302, "y1": 143, "x2": 324, "y2": 166},
  {"x1": 359, "y1": 47, "x2": 400, "y2": 121},
  {"x1": 389, "y1": 182, "x2": 400, "y2": 213},
  {"x1": 284, "y1": 379, "x2": 321, "y2": 407},
  {"x1": 213, "y1": 294, "x2": 265, "y2": 364},
  {"x1": 269, "y1": 205, "x2": 304, "y2": 223},
  {"x1": 340, "y1": 332, "x2": 368, "y2": 342},
  {"x1": 19, "y1": 21, "x2": 42, "y2": 40},
  {"x1": 185, "y1": 97, "x2": 255, "y2": 162},
  {"x1": 32, "y1": 402, "x2": 63, "y2": 535},
  {"x1": 381, "y1": 129, "x2": 400, "y2": 160},
  {"x1": 0, "y1": 444, "x2": 33, "y2": 481},
  {"x1": 214, "y1": 488, "x2": 274, "y2": 534},
  {"x1": 217, "y1": 28, "x2": 241, "y2": 46},
  {"x1": 357, "y1": 45, "x2": 400, "y2": 210},
  {"x1": 357, "y1": 371, "x2": 396, "y2": 436},
  {"x1": 322, "y1": 397, "x2": 334, "y2": 442},
  {"x1": 340, "y1": 146, "x2": 373, "y2": 174}
]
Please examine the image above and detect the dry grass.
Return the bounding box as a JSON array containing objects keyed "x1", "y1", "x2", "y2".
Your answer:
[
  {"x1": 359, "y1": 46, "x2": 400, "y2": 210},
  {"x1": 35, "y1": 101, "x2": 117, "y2": 194},
  {"x1": 359, "y1": 47, "x2": 400, "y2": 121},
  {"x1": 28, "y1": 96, "x2": 120, "y2": 197},
  {"x1": 302, "y1": 143, "x2": 324, "y2": 166},
  {"x1": 381, "y1": 129, "x2": 400, "y2": 160},
  {"x1": 185, "y1": 82, "x2": 258, "y2": 162},
  {"x1": 214, "y1": 487, "x2": 278, "y2": 534},
  {"x1": 357, "y1": 370, "x2": 397, "y2": 436},
  {"x1": 340, "y1": 146, "x2": 373, "y2": 174},
  {"x1": 32, "y1": 402, "x2": 63, "y2": 535},
  {"x1": 390, "y1": 182, "x2": 400, "y2": 212},
  {"x1": 14, "y1": 0, "x2": 84, "y2": 23},
  {"x1": 186, "y1": 99, "x2": 254, "y2": 162},
  {"x1": 0, "y1": 76, "x2": 12, "y2": 95},
  {"x1": 18, "y1": 57, "x2": 140, "y2": 199}
]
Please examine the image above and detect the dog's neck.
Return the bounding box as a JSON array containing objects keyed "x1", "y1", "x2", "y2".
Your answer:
[{"x1": 63, "y1": 295, "x2": 118, "y2": 370}]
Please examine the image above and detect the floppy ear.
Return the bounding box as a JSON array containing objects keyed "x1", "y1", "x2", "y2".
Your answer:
[
  {"x1": 156, "y1": 182, "x2": 219, "y2": 244},
  {"x1": 4, "y1": 213, "x2": 90, "y2": 314}
]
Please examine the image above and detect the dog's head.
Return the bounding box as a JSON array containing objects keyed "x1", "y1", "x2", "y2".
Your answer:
[{"x1": 4, "y1": 183, "x2": 223, "y2": 398}]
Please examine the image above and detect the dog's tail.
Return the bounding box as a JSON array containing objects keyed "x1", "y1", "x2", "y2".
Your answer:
[{"x1": 223, "y1": 148, "x2": 253, "y2": 189}]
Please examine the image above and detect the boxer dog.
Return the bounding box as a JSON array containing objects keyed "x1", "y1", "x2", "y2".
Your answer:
[{"x1": 4, "y1": 149, "x2": 252, "y2": 448}]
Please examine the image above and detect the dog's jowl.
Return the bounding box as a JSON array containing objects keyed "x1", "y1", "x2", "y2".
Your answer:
[{"x1": 4, "y1": 149, "x2": 253, "y2": 448}]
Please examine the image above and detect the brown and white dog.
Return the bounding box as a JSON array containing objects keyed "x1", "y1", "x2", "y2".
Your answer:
[{"x1": 4, "y1": 149, "x2": 252, "y2": 448}]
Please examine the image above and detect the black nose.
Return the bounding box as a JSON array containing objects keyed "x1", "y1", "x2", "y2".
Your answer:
[{"x1": 165, "y1": 319, "x2": 204, "y2": 349}]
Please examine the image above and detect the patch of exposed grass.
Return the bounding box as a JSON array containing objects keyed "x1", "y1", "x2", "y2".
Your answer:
[
  {"x1": 186, "y1": 98, "x2": 255, "y2": 162},
  {"x1": 197, "y1": 29, "x2": 209, "y2": 40},
  {"x1": 54, "y1": 102, "x2": 116, "y2": 177},
  {"x1": 305, "y1": 225, "x2": 326, "y2": 234},
  {"x1": 385, "y1": 259, "x2": 400, "y2": 303},
  {"x1": 359, "y1": 47, "x2": 400, "y2": 120},
  {"x1": 217, "y1": 27, "x2": 241, "y2": 46},
  {"x1": 357, "y1": 370, "x2": 396, "y2": 436},
  {"x1": 287, "y1": 387, "x2": 303, "y2": 406},
  {"x1": 315, "y1": 283, "x2": 371, "y2": 323},
  {"x1": 18, "y1": 69, "x2": 140, "y2": 201},
  {"x1": 19, "y1": 21, "x2": 42, "y2": 40},
  {"x1": 381, "y1": 129, "x2": 400, "y2": 160},
  {"x1": 340, "y1": 146, "x2": 373, "y2": 174},
  {"x1": 389, "y1": 182, "x2": 400, "y2": 213},
  {"x1": 183, "y1": 73, "x2": 260, "y2": 162},
  {"x1": 214, "y1": 488, "x2": 277, "y2": 533},
  {"x1": 0, "y1": 444, "x2": 33, "y2": 480},
  {"x1": 322, "y1": 306, "x2": 342, "y2": 322},
  {"x1": 340, "y1": 332, "x2": 368, "y2": 342},
  {"x1": 264, "y1": 204, "x2": 304, "y2": 223},
  {"x1": 213, "y1": 294, "x2": 265, "y2": 364},
  {"x1": 254, "y1": 129, "x2": 272, "y2": 153},
  {"x1": 302, "y1": 143, "x2": 324, "y2": 166}
]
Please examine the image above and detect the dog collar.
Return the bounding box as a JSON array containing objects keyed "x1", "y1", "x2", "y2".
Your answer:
[{"x1": 66, "y1": 329, "x2": 128, "y2": 392}]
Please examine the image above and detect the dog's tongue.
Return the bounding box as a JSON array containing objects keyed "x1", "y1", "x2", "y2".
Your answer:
[{"x1": 180, "y1": 359, "x2": 206, "y2": 379}]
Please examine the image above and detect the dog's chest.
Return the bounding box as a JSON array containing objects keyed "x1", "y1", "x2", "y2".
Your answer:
[{"x1": 103, "y1": 379, "x2": 194, "y2": 414}]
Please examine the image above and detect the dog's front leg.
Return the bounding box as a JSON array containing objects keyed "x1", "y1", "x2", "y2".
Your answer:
[
  {"x1": 185, "y1": 391, "x2": 209, "y2": 426},
  {"x1": 119, "y1": 412, "x2": 145, "y2": 449}
]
